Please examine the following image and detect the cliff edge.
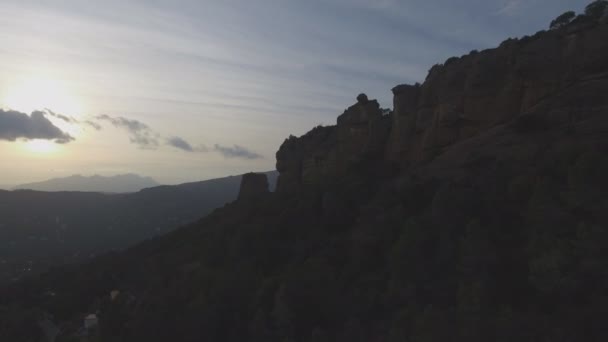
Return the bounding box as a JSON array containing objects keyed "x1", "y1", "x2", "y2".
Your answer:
[{"x1": 276, "y1": 18, "x2": 608, "y2": 193}]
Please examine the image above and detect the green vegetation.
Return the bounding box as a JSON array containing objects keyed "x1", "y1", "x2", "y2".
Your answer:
[
  {"x1": 585, "y1": 0, "x2": 608, "y2": 19},
  {"x1": 550, "y1": 11, "x2": 576, "y2": 29}
]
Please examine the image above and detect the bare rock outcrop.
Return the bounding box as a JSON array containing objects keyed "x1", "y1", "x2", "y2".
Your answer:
[
  {"x1": 336, "y1": 94, "x2": 387, "y2": 159},
  {"x1": 238, "y1": 173, "x2": 269, "y2": 200},
  {"x1": 385, "y1": 84, "x2": 420, "y2": 164},
  {"x1": 276, "y1": 94, "x2": 390, "y2": 193},
  {"x1": 275, "y1": 126, "x2": 337, "y2": 193},
  {"x1": 386, "y1": 22, "x2": 608, "y2": 165},
  {"x1": 276, "y1": 20, "x2": 608, "y2": 194}
]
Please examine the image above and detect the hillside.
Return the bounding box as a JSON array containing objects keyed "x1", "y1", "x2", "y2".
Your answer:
[
  {"x1": 0, "y1": 171, "x2": 278, "y2": 284},
  {"x1": 1, "y1": 12, "x2": 608, "y2": 342},
  {"x1": 13, "y1": 174, "x2": 160, "y2": 193}
]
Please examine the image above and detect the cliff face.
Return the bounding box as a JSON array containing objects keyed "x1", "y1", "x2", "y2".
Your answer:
[
  {"x1": 276, "y1": 20, "x2": 608, "y2": 190},
  {"x1": 388, "y1": 21, "x2": 608, "y2": 165},
  {"x1": 238, "y1": 173, "x2": 269, "y2": 200},
  {"x1": 275, "y1": 96, "x2": 390, "y2": 193}
]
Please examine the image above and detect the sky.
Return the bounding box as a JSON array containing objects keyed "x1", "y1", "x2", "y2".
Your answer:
[{"x1": 0, "y1": 0, "x2": 591, "y2": 186}]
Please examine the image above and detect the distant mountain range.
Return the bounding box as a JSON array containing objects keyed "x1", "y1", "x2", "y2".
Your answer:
[
  {"x1": 13, "y1": 174, "x2": 160, "y2": 193},
  {"x1": 0, "y1": 170, "x2": 278, "y2": 283}
]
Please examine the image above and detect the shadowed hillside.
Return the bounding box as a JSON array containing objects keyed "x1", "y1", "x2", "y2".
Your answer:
[{"x1": 0, "y1": 171, "x2": 278, "y2": 284}]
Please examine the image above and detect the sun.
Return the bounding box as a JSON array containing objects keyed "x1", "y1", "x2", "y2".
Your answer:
[
  {"x1": 1, "y1": 76, "x2": 84, "y2": 116},
  {"x1": 1, "y1": 75, "x2": 86, "y2": 147},
  {"x1": 25, "y1": 140, "x2": 59, "y2": 154}
]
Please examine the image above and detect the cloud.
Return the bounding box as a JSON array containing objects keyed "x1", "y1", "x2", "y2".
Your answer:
[
  {"x1": 214, "y1": 144, "x2": 263, "y2": 159},
  {"x1": 170, "y1": 138, "x2": 260, "y2": 159},
  {"x1": 85, "y1": 120, "x2": 102, "y2": 130},
  {"x1": 44, "y1": 109, "x2": 77, "y2": 124},
  {"x1": 96, "y1": 114, "x2": 160, "y2": 149},
  {"x1": 495, "y1": 0, "x2": 524, "y2": 16},
  {"x1": 167, "y1": 136, "x2": 208, "y2": 152},
  {"x1": 0, "y1": 109, "x2": 74, "y2": 143},
  {"x1": 45, "y1": 109, "x2": 102, "y2": 131},
  {"x1": 93, "y1": 115, "x2": 259, "y2": 160}
]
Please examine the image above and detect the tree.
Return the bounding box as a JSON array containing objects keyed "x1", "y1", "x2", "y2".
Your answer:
[
  {"x1": 585, "y1": 0, "x2": 608, "y2": 19},
  {"x1": 549, "y1": 11, "x2": 576, "y2": 29}
]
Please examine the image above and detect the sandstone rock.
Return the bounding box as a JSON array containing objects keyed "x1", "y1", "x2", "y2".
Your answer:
[
  {"x1": 275, "y1": 95, "x2": 392, "y2": 193},
  {"x1": 337, "y1": 98, "x2": 382, "y2": 126},
  {"x1": 356, "y1": 93, "x2": 369, "y2": 104},
  {"x1": 276, "y1": 22, "x2": 608, "y2": 197},
  {"x1": 275, "y1": 126, "x2": 337, "y2": 193},
  {"x1": 238, "y1": 173, "x2": 269, "y2": 200},
  {"x1": 431, "y1": 182, "x2": 482, "y2": 228},
  {"x1": 383, "y1": 22, "x2": 608, "y2": 165},
  {"x1": 386, "y1": 84, "x2": 420, "y2": 163},
  {"x1": 321, "y1": 191, "x2": 350, "y2": 222}
]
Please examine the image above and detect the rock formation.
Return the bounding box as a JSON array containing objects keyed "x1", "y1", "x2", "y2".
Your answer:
[
  {"x1": 277, "y1": 19, "x2": 608, "y2": 189},
  {"x1": 276, "y1": 94, "x2": 391, "y2": 193},
  {"x1": 238, "y1": 172, "x2": 269, "y2": 200},
  {"x1": 387, "y1": 20, "x2": 608, "y2": 165}
]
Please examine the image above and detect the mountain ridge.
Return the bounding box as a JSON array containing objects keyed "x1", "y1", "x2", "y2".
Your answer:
[
  {"x1": 0, "y1": 171, "x2": 278, "y2": 284},
  {"x1": 13, "y1": 174, "x2": 160, "y2": 193}
]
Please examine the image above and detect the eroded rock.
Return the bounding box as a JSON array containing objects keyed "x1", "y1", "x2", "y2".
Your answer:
[{"x1": 238, "y1": 173, "x2": 269, "y2": 200}]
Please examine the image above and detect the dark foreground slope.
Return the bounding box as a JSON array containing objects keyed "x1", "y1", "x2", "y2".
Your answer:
[
  {"x1": 2, "y1": 15, "x2": 608, "y2": 342},
  {"x1": 0, "y1": 171, "x2": 277, "y2": 284}
]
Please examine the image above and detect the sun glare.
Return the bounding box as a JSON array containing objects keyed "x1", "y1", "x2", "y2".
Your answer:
[
  {"x1": 1, "y1": 76, "x2": 84, "y2": 116},
  {"x1": 1, "y1": 75, "x2": 86, "y2": 144},
  {"x1": 25, "y1": 140, "x2": 59, "y2": 154}
]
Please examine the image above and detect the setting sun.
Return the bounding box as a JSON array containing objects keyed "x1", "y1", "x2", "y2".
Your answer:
[
  {"x1": 25, "y1": 140, "x2": 59, "y2": 154},
  {"x1": 1, "y1": 76, "x2": 84, "y2": 116}
]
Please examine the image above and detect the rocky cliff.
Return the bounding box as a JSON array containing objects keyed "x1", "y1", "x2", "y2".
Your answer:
[
  {"x1": 238, "y1": 173, "x2": 270, "y2": 200},
  {"x1": 275, "y1": 94, "x2": 391, "y2": 193},
  {"x1": 276, "y1": 18, "x2": 608, "y2": 191}
]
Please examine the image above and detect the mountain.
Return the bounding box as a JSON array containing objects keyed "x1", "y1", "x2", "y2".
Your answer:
[
  {"x1": 13, "y1": 174, "x2": 160, "y2": 193},
  {"x1": 2, "y1": 13, "x2": 608, "y2": 342},
  {"x1": 0, "y1": 171, "x2": 277, "y2": 284}
]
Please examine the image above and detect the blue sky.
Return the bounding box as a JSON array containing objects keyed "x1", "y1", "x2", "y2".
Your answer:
[{"x1": 0, "y1": 0, "x2": 591, "y2": 185}]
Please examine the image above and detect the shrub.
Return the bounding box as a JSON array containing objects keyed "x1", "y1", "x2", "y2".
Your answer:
[
  {"x1": 585, "y1": 0, "x2": 608, "y2": 19},
  {"x1": 444, "y1": 56, "x2": 459, "y2": 66},
  {"x1": 550, "y1": 11, "x2": 576, "y2": 29}
]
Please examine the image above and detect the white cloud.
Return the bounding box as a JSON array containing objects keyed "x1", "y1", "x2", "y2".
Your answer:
[{"x1": 495, "y1": 0, "x2": 525, "y2": 16}]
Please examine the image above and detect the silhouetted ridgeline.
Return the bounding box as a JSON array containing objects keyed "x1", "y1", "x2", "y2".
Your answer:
[
  {"x1": 276, "y1": 16, "x2": 608, "y2": 192},
  {"x1": 0, "y1": 171, "x2": 278, "y2": 284},
  {"x1": 1, "y1": 15, "x2": 607, "y2": 342},
  {"x1": 13, "y1": 174, "x2": 160, "y2": 193}
]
